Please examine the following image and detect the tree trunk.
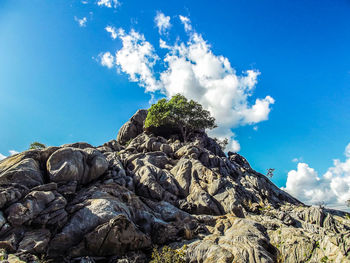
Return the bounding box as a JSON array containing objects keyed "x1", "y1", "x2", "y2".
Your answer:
[{"x1": 179, "y1": 126, "x2": 187, "y2": 142}]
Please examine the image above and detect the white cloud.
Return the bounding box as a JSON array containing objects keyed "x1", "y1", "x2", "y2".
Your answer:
[
  {"x1": 155, "y1": 12, "x2": 171, "y2": 35},
  {"x1": 179, "y1": 15, "x2": 192, "y2": 32},
  {"x1": 113, "y1": 28, "x2": 159, "y2": 92},
  {"x1": 253, "y1": 126, "x2": 258, "y2": 131},
  {"x1": 105, "y1": 26, "x2": 117, "y2": 39},
  {"x1": 345, "y1": 143, "x2": 350, "y2": 158},
  {"x1": 81, "y1": 0, "x2": 88, "y2": 4},
  {"x1": 97, "y1": 0, "x2": 119, "y2": 8},
  {"x1": 283, "y1": 143, "x2": 350, "y2": 211},
  {"x1": 9, "y1": 150, "x2": 19, "y2": 155},
  {"x1": 0, "y1": 150, "x2": 19, "y2": 161},
  {"x1": 230, "y1": 138, "x2": 241, "y2": 152},
  {"x1": 74, "y1": 16, "x2": 87, "y2": 27},
  {"x1": 240, "y1": 95, "x2": 275, "y2": 124},
  {"x1": 100, "y1": 52, "x2": 114, "y2": 68},
  {"x1": 100, "y1": 17, "x2": 274, "y2": 151},
  {"x1": 292, "y1": 157, "x2": 303, "y2": 162},
  {"x1": 159, "y1": 39, "x2": 171, "y2": 49}
]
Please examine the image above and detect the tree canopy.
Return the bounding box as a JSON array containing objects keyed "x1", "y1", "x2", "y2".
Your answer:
[
  {"x1": 144, "y1": 94, "x2": 217, "y2": 142},
  {"x1": 29, "y1": 141, "x2": 46, "y2": 150}
]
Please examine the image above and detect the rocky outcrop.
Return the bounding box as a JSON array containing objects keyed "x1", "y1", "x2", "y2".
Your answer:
[
  {"x1": 0, "y1": 112, "x2": 349, "y2": 263},
  {"x1": 47, "y1": 147, "x2": 108, "y2": 186},
  {"x1": 117, "y1": 109, "x2": 147, "y2": 145}
]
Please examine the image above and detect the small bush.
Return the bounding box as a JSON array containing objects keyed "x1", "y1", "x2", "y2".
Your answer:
[
  {"x1": 266, "y1": 168, "x2": 275, "y2": 178},
  {"x1": 214, "y1": 137, "x2": 229, "y2": 151},
  {"x1": 320, "y1": 256, "x2": 328, "y2": 263},
  {"x1": 315, "y1": 241, "x2": 320, "y2": 248},
  {"x1": 150, "y1": 245, "x2": 186, "y2": 263},
  {"x1": 315, "y1": 201, "x2": 325, "y2": 209},
  {"x1": 29, "y1": 141, "x2": 46, "y2": 150}
]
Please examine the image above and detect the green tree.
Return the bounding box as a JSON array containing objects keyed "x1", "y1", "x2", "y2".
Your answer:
[
  {"x1": 29, "y1": 142, "x2": 46, "y2": 150},
  {"x1": 145, "y1": 94, "x2": 217, "y2": 142}
]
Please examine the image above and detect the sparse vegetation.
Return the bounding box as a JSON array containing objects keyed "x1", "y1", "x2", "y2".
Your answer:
[
  {"x1": 145, "y1": 94, "x2": 217, "y2": 142},
  {"x1": 0, "y1": 249, "x2": 5, "y2": 261},
  {"x1": 315, "y1": 241, "x2": 320, "y2": 248},
  {"x1": 29, "y1": 141, "x2": 46, "y2": 150},
  {"x1": 266, "y1": 168, "x2": 275, "y2": 178},
  {"x1": 150, "y1": 245, "x2": 187, "y2": 263},
  {"x1": 125, "y1": 139, "x2": 133, "y2": 147},
  {"x1": 320, "y1": 255, "x2": 329, "y2": 262},
  {"x1": 258, "y1": 204, "x2": 271, "y2": 212},
  {"x1": 315, "y1": 201, "x2": 325, "y2": 209},
  {"x1": 214, "y1": 137, "x2": 229, "y2": 151}
]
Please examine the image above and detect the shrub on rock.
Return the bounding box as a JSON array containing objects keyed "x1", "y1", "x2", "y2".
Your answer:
[
  {"x1": 145, "y1": 94, "x2": 216, "y2": 142},
  {"x1": 29, "y1": 142, "x2": 46, "y2": 150}
]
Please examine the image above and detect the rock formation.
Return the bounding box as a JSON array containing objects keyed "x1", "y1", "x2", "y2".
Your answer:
[{"x1": 0, "y1": 109, "x2": 349, "y2": 262}]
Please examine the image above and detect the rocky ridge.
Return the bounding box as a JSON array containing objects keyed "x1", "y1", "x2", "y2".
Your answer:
[{"x1": 0, "y1": 109, "x2": 349, "y2": 262}]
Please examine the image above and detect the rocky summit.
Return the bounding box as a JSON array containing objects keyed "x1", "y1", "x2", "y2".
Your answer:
[{"x1": 0, "y1": 109, "x2": 349, "y2": 263}]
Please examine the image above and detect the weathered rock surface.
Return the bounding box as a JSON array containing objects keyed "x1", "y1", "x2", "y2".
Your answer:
[
  {"x1": 117, "y1": 109, "x2": 147, "y2": 145},
  {"x1": 0, "y1": 112, "x2": 349, "y2": 263}
]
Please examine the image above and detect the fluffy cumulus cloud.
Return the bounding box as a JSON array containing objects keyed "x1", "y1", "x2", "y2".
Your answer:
[
  {"x1": 97, "y1": 0, "x2": 119, "y2": 8},
  {"x1": 100, "y1": 52, "x2": 114, "y2": 68},
  {"x1": 74, "y1": 16, "x2": 87, "y2": 27},
  {"x1": 99, "y1": 15, "x2": 275, "y2": 151},
  {"x1": 102, "y1": 28, "x2": 159, "y2": 92},
  {"x1": 154, "y1": 12, "x2": 171, "y2": 35},
  {"x1": 283, "y1": 143, "x2": 350, "y2": 211}
]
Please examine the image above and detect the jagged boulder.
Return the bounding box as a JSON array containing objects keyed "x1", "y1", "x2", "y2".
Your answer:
[
  {"x1": 117, "y1": 109, "x2": 147, "y2": 145},
  {"x1": 18, "y1": 229, "x2": 51, "y2": 254},
  {"x1": 6, "y1": 190, "x2": 67, "y2": 227},
  {"x1": 0, "y1": 155, "x2": 43, "y2": 210},
  {"x1": 47, "y1": 147, "x2": 108, "y2": 185},
  {"x1": 71, "y1": 214, "x2": 152, "y2": 257}
]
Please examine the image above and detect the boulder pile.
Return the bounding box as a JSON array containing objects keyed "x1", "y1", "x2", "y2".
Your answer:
[{"x1": 0, "y1": 110, "x2": 349, "y2": 262}]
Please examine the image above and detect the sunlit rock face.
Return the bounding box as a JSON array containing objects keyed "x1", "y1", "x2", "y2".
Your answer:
[{"x1": 0, "y1": 110, "x2": 349, "y2": 262}]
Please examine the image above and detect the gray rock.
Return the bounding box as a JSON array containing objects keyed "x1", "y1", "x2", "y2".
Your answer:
[
  {"x1": 117, "y1": 109, "x2": 147, "y2": 145},
  {"x1": 47, "y1": 147, "x2": 108, "y2": 185},
  {"x1": 6, "y1": 191, "x2": 55, "y2": 226},
  {"x1": 18, "y1": 229, "x2": 51, "y2": 254},
  {"x1": 61, "y1": 142, "x2": 95, "y2": 149},
  {"x1": 71, "y1": 214, "x2": 151, "y2": 257},
  {"x1": 0, "y1": 155, "x2": 43, "y2": 209},
  {"x1": 0, "y1": 115, "x2": 349, "y2": 262}
]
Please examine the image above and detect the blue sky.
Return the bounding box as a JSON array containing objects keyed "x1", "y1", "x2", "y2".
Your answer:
[{"x1": 1, "y1": 0, "x2": 350, "y2": 210}]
